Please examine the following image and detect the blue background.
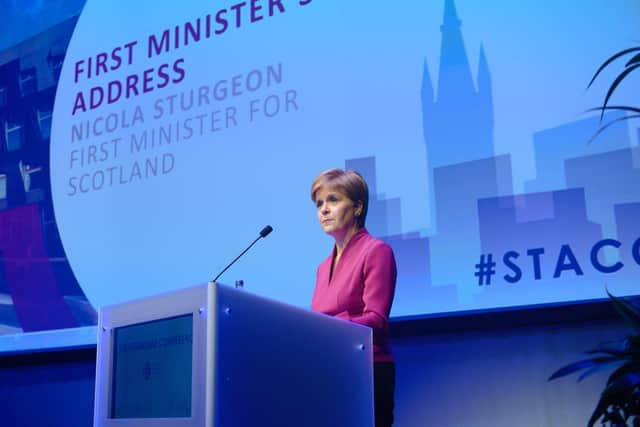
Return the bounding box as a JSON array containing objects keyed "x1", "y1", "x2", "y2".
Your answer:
[{"x1": 0, "y1": 0, "x2": 638, "y2": 340}]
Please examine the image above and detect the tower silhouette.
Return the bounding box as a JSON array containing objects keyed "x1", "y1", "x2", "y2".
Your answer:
[{"x1": 422, "y1": 0, "x2": 495, "y2": 232}]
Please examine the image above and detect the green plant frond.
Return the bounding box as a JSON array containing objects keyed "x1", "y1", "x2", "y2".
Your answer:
[
  {"x1": 624, "y1": 373, "x2": 640, "y2": 388},
  {"x1": 603, "y1": 374, "x2": 640, "y2": 401},
  {"x1": 587, "y1": 113, "x2": 640, "y2": 144},
  {"x1": 607, "y1": 289, "x2": 640, "y2": 335},
  {"x1": 608, "y1": 363, "x2": 640, "y2": 385},
  {"x1": 601, "y1": 409, "x2": 626, "y2": 426},
  {"x1": 585, "y1": 348, "x2": 633, "y2": 358},
  {"x1": 602, "y1": 373, "x2": 640, "y2": 399},
  {"x1": 593, "y1": 336, "x2": 636, "y2": 351},
  {"x1": 626, "y1": 52, "x2": 640, "y2": 67},
  {"x1": 586, "y1": 105, "x2": 640, "y2": 115},
  {"x1": 588, "y1": 377, "x2": 640, "y2": 426},
  {"x1": 610, "y1": 377, "x2": 640, "y2": 406},
  {"x1": 588, "y1": 46, "x2": 640, "y2": 89},
  {"x1": 578, "y1": 365, "x2": 609, "y2": 382},
  {"x1": 548, "y1": 356, "x2": 623, "y2": 381},
  {"x1": 600, "y1": 63, "x2": 640, "y2": 121},
  {"x1": 629, "y1": 336, "x2": 640, "y2": 358},
  {"x1": 587, "y1": 397, "x2": 610, "y2": 427}
]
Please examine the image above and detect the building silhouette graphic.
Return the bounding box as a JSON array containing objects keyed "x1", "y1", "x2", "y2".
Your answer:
[
  {"x1": 422, "y1": 0, "x2": 494, "y2": 170},
  {"x1": 526, "y1": 111, "x2": 631, "y2": 194},
  {"x1": 422, "y1": 0, "x2": 494, "y2": 233}
]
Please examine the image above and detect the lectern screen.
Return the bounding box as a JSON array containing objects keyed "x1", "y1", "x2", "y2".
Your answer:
[{"x1": 110, "y1": 314, "x2": 193, "y2": 419}]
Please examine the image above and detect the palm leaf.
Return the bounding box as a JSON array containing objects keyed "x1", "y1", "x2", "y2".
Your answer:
[
  {"x1": 626, "y1": 52, "x2": 640, "y2": 67},
  {"x1": 608, "y1": 364, "x2": 640, "y2": 385},
  {"x1": 586, "y1": 105, "x2": 640, "y2": 115},
  {"x1": 587, "y1": 46, "x2": 640, "y2": 89},
  {"x1": 586, "y1": 112, "x2": 640, "y2": 144},
  {"x1": 607, "y1": 290, "x2": 640, "y2": 335},
  {"x1": 585, "y1": 348, "x2": 632, "y2": 358},
  {"x1": 591, "y1": 336, "x2": 635, "y2": 351},
  {"x1": 578, "y1": 364, "x2": 612, "y2": 382},
  {"x1": 599, "y1": 63, "x2": 640, "y2": 120},
  {"x1": 548, "y1": 356, "x2": 623, "y2": 381},
  {"x1": 587, "y1": 393, "x2": 611, "y2": 427}
]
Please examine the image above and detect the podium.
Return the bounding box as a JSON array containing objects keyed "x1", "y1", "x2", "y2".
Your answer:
[{"x1": 93, "y1": 282, "x2": 374, "y2": 426}]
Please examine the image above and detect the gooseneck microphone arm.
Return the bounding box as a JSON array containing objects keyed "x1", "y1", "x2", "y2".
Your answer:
[{"x1": 211, "y1": 225, "x2": 273, "y2": 283}]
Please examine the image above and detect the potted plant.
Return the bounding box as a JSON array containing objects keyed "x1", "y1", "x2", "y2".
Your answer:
[
  {"x1": 548, "y1": 45, "x2": 640, "y2": 426},
  {"x1": 548, "y1": 291, "x2": 640, "y2": 426}
]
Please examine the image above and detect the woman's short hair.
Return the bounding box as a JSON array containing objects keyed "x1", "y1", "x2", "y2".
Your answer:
[{"x1": 310, "y1": 168, "x2": 369, "y2": 228}]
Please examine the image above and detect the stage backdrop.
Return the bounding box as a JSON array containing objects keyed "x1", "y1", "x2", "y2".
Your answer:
[{"x1": 0, "y1": 0, "x2": 639, "y2": 342}]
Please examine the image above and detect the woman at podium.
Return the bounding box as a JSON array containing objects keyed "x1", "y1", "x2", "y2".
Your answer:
[{"x1": 310, "y1": 168, "x2": 397, "y2": 427}]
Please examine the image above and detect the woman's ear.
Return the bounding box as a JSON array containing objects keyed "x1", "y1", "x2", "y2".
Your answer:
[{"x1": 354, "y1": 201, "x2": 363, "y2": 217}]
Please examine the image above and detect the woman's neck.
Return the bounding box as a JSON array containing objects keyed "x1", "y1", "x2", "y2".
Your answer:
[{"x1": 334, "y1": 225, "x2": 361, "y2": 258}]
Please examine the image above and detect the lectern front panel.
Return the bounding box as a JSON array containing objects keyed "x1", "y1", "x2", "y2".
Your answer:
[{"x1": 214, "y1": 285, "x2": 374, "y2": 427}]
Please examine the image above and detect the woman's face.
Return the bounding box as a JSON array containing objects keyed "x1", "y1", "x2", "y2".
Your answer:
[{"x1": 315, "y1": 186, "x2": 361, "y2": 240}]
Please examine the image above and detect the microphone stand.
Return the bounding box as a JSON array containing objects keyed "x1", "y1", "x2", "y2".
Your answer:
[{"x1": 210, "y1": 225, "x2": 273, "y2": 284}]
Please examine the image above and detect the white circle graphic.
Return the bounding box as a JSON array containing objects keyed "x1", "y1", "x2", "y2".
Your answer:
[{"x1": 50, "y1": 0, "x2": 424, "y2": 309}]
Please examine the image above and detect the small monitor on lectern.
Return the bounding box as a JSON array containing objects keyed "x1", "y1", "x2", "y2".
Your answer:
[
  {"x1": 110, "y1": 314, "x2": 193, "y2": 418},
  {"x1": 94, "y1": 285, "x2": 207, "y2": 427}
]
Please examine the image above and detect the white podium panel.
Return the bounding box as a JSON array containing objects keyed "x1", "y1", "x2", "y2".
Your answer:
[
  {"x1": 94, "y1": 282, "x2": 373, "y2": 427},
  {"x1": 213, "y1": 283, "x2": 373, "y2": 426}
]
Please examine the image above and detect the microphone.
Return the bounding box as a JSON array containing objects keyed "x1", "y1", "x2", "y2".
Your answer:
[
  {"x1": 211, "y1": 225, "x2": 274, "y2": 283},
  {"x1": 259, "y1": 225, "x2": 273, "y2": 238}
]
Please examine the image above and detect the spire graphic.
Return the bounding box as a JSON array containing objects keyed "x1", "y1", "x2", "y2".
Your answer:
[
  {"x1": 437, "y1": 0, "x2": 475, "y2": 103},
  {"x1": 421, "y1": 58, "x2": 435, "y2": 140},
  {"x1": 422, "y1": 0, "x2": 494, "y2": 170},
  {"x1": 477, "y1": 43, "x2": 491, "y2": 94},
  {"x1": 422, "y1": 0, "x2": 496, "y2": 232},
  {"x1": 477, "y1": 43, "x2": 494, "y2": 132}
]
